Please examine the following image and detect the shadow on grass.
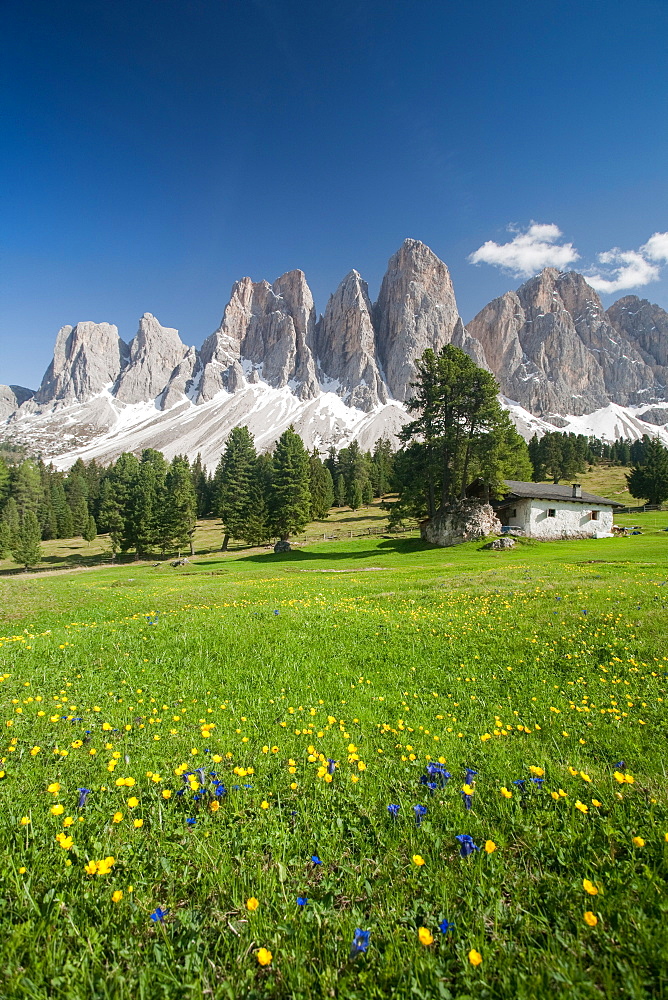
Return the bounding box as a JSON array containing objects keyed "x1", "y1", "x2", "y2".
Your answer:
[{"x1": 238, "y1": 538, "x2": 436, "y2": 563}]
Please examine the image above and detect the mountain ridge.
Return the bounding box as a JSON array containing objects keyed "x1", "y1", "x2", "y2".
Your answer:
[{"x1": 3, "y1": 240, "x2": 668, "y2": 469}]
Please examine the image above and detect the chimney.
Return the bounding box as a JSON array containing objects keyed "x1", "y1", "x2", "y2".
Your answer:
[{"x1": 572, "y1": 483, "x2": 581, "y2": 498}]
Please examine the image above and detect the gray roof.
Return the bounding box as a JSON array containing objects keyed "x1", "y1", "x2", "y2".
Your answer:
[{"x1": 498, "y1": 480, "x2": 623, "y2": 507}]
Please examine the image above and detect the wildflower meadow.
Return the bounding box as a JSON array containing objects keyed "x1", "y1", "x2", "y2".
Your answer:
[{"x1": 1, "y1": 531, "x2": 667, "y2": 998}]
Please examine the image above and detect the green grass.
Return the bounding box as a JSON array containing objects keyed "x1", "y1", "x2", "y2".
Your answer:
[{"x1": 0, "y1": 532, "x2": 667, "y2": 999}]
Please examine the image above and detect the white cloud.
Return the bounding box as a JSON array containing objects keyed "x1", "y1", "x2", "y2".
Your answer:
[
  {"x1": 586, "y1": 249, "x2": 660, "y2": 294},
  {"x1": 468, "y1": 222, "x2": 580, "y2": 277},
  {"x1": 641, "y1": 231, "x2": 668, "y2": 263}
]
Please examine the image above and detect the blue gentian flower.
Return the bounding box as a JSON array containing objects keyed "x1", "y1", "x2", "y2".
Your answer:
[
  {"x1": 311, "y1": 855, "x2": 321, "y2": 865},
  {"x1": 150, "y1": 907, "x2": 167, "y2": 922},
  {"x1": 414, "y1": 804, "x2": 427, "y2": 826},
  {"x1": 77, "y1": 788, "x2": 91, "y2": 808},
  {"x1": 461, "y1": 791, "x2": 473, "y2": 810},
  {"x1": 420, "y1": 776, "x2": 438, "y2": 793},
  {"x1": 426, "y1": 763, "x2": 451, "y2": 787},
  {"x1": 214, "y1": 783, "x2": 227, "y2": 797},
  {"x1": 513, "y1": 779, "x2": 526, "y2": 788},
  {"x1": 297, "y1": 896, "x2": 308, "y2": 906},
  {"x1": 615, "y1": 761, "x2": 626, "y2": 770},
  {"x1": 186, "y1": 818, "x2": 196, "y2": 826},
  {"x1": 455, "y1": 834, "x2": 479, "y2": 858},
  {"x1": 439, "y1": 919, "x2": 455, "y2": 934},
  {"x1": 350, "y1": 928, "x2": 370, "y2": 956},
  {"x1": 387, "y1": 804, "x2": 400, "y2": 817},
  {"x1": 464, "y1": 768, "x2": 478, "y2": 784},
  {"x1": 176, "y1": 789, "x2": 186, "y2": 797},
  {"x1": 273, "y1": 610, "x2": 280, "y2": 615},
  {"x1": 327, "y1": 758, "x2": 337, "y2": 775},
  {"x1": 531, "y1": 777, "x2": 544, "y2": 786}
]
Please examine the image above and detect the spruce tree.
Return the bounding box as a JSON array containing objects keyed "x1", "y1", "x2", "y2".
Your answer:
[
  {"x1": 2, "y1": 497, "x2": 21, "y2": 547},
  {"x1": 12, "y1": 511, "x2": 43, "y2": 570},
  {"x1": 214, "y1": 427, "x2": 265, "y2": 549},
  {"x1": 0, "y1": 521, "x2": 11, "y2": 559},
  {"x1": 348, "y1": 480, "x2": 363, "y2": 511},
  {"x1": 0, "y1": 456, "x2": 11, "y2": 510},
  {"x1": 335, "y1": 474, "x2": 347, "y2": 508},
  {"x1": 268, "y1": 427, "x2": 311, "y2": 540},
  {"x1": 362, "y1": 478, "x2": 374, "y2": 506},
  {"x1": 309, "y1": 450, "x2": 334, "y2": 519},
  {"x1": 83, "y1": 516, "x2": 97, "y2": 545},
  {"x1": 13, "y1": 460, "x2": 44, "y2": 518},
  {"x1": 164, "y1": 456, "x2": 198, "y2": 555},
  {"x1": 626, "y1": 438, "x2": 668, "y2": 505}
]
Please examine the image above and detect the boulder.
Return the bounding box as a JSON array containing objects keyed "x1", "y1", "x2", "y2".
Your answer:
[
  {"x1": 420, "y1": 500, "x2": 501, "y2": 547},
  {"x1": 274, "y1": 540, "x2": 291, "y2": 553},
  {"x1": 483, "y1": 537, "x2": 516, "y2": 550}
]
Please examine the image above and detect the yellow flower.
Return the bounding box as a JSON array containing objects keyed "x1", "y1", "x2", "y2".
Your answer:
[
  {"x1": 558, "y1": 789, "x2": 567, "y2": 798},
  {"x1": 550, "y1": 791, "x2": 560, "y2": 801},
  {"x1": 50, "y1": 804, "x2": 64, "y2": 816},
  {"x1": 462, "y1": 783, "x2": 474, "y2": 795},
  {"x1": 260, "y1": 800, "x2": 269, "y2": 810},
  {"x1": 112, "y1": 890, "x2": 123, "y2": 903},
  {"x1": 592, "y1": 799, "x2": 602, "y2": 808},
  {"x1": 47, "y1": 783, "x2": 60, "y2": 794},
  {"x1": 468, "y1": 949, "x2": 482, "y2": 967},
  {"x1": 210, "y1": 800, "x2": 220, "y2": 812},
  {"x1": 20, "y1": 816, "x2": 30, "y2": 826},
  {"x1": 613, "y1": 771, "x2": 626, "y2": 784},
  {"x1": 579, "y1": 772, "x2": 592, "y2": 783},
  {"x1": 583, "y1": 911, "x2": 598, "y2": 927},
  {"x1": 484, "y1": 840, "x2": 497, "y2": 854},
  {"x1": 112, "y1": 811, "x2": 123, "y2": 824},
  {"x1": 583, "y1": 879, "x2": 599, "y2": 895},
  {"x1": 500, "y1": 786, "x2": 512, "y2": 799},
  {"x1": 57, "y1": 835, "x2": 73, "y2": 850},
  {"x1": 127, "y1": 797, "x2": 139, "y2": 808},
  {"x1": 133, "y1": 818, "x2": 143, "y2": 828},
  {"x1": 84, "y1": 860, "x2": 98, "y2": 875},
  {"x1": 323, "y1": 773, "x2": 333, "y2": 783},
  {"x1": 246, "y1": 897, "x2": 259, "y2": 911},
  {"x1": 575, "y1": 800, "x2": 588, "y2": 814},
  {"x1": 18, "y1": 867, "x2": 26, "y2": 874},
  {"x1": 568, "y1": 766, "x2": 578, "y2": 777},
  {"x1": 632, "y1": 836, "x2": 645, "y2": 847},
  {"x1": 529, "y1": 766, "x2": 544, "y2": 776},
  {"x1": 63, "y1": 816, "x2": 74, "y2": 827},
  {"x1": 624, "y1": 774, "x2": 635, "y2": 784},
  {"x1": 256, "y1": 947, "x2": 272, "y2": 966},
  {"x1": 162, "y1": 789, "x2": 172, "y2": 799},
  {"x1": 412, "y1": 854, "x2": 425, "y2": 867},
  {"x1": 418, "y1": 927, "x2": 434, "y2": 946}
]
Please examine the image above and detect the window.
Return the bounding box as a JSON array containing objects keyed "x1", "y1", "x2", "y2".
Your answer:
[
  {"x1": 591, "y1": 510, "x2": 599, "y2": 520},
  {"x1": 548, "y1": 509, "x2": 556, "y2": 518},
  {"x1": 510, "y1": 508, "x2": 516, "y2": 518}
]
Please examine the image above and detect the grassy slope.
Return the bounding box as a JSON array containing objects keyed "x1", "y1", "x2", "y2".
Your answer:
[{"x1": 0, "y1": 532, "x2": 667, "y2": 998}]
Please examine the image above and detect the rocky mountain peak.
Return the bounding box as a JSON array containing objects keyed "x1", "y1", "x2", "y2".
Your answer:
[
  {"x1": 33, "y1": 321, "x2": 129, "y2": 406},
  {"x1": 0, "y1": 385, "x2": 34, "y2": 421},
  {"x1": 315, "y1": 269, "x2": 387, "y2": 412},
  {"x1": 374, "y1": 239, "x2": 482, "y2": 401},
  {"x1": 114, "y1": 314, "x2": 190, "y2": 405},
  {"x1": 607, "y1": 295, "x2": 668, "y2": 370}
]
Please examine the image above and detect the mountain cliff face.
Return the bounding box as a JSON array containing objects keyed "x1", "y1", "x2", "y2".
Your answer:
[
  {"x1": 3, "y1": 240, "x2": 668, "y2": 468},
  {"x1": 466, "y1": 269, "x2": 666, "y2": 418},
  {"x1": 374, "y1": 238, "x2": 484, "y2": 401}
]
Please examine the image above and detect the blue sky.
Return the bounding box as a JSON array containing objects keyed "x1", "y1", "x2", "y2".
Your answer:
[{"x1": 2, "y1": 0, "x2": 667, "y2": 389}]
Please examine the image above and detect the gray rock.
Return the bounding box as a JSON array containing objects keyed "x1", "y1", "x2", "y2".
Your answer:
[
  {"x1": 33, "y1": 322, "x2": 130, "y2": 406},
  {"x1": 420, "y1": 500, "x2": 501, "y2": 547},
  {"x1": 637, "y1": 407, "x2": 668, "y2": 425},
  {"x1": 273, "y1": 539, "x2": 291, "y2": 553},
  {"x1": 483, "y1": 537, "x2": 516, "y2": 550},
  {"x1": 0, "y1": 384, "x2": 34, "y2": 420},
  {"x1": 374, "y1": 239, "x2": 480, "y2": 402},
  {"x1": 315, "y1": 270, "x2": 388, "y2": 411},
  {"x1": 114, "y1": 313, "x2": 190, "y2": 405}
]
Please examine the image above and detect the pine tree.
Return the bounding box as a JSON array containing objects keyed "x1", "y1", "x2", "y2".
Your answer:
[
  {"x1": 83, "y1": 516, "x2": 97, "y2": 545},
  {"x1": 0, "y1": 456, "x2": 11, "y2": 510},
  {"x1": 130, "y1": 461, "x2": 160, "y2": 557},
  {"x1": 372, "y1": 438, "x2": 394, "y2": 497},
  {"x1": 626, "y1": 438, "x2": 668, "y2": 505},
  {"x1": 13, "y1": 460, "x2": 44, "y2": 518},
  {"x1": 163, "y1": 457, "x2": 198, "y2": 555},
  {"x1": 104, "y1": 453, "x2": 141, "y2": 552},
  {"x1": 0, "y1": 521, "x2": 11, "y2": 559},
  {"x1": 348, "y1": 480, "x2": 362, "y2": 510},
  {"x1": 361, "y1": 478, "x2": 374, "y2": 506},
  {"x1": 12, "y1": 511, "x2": 43, "y2": 570},
  {"x1": 214, "y1": 427, "x2": 266, "y2": 549},
  {"x1": 190, "y1": 454, "x2": 211, "y2": 517},
  {"x1": 1, "y1": 497, "x2": 21, "y2": 547},
  {"x1": 335, "y1": 474, "x2": 346, "y2": 508},
  {"x1": 268, "y1": 427, "x2": 311, "y2": 540},
  {"x1": 309, "y1": 450, "x2": 334, "y2": 519}
]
